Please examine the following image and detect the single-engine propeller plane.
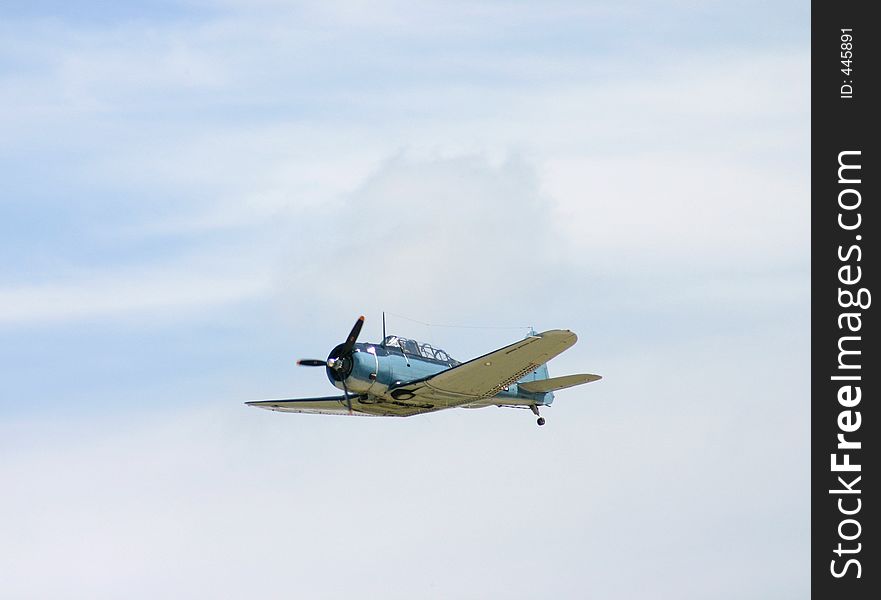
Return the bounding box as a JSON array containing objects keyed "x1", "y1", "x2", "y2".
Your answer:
[{"x1": 246, "y1": 316, "x2": 601, "y2": 426}]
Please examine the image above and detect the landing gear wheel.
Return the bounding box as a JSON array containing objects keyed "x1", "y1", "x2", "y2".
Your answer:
[{"x1": 530, "y1": 405, "x2": 545, "y2": 426}]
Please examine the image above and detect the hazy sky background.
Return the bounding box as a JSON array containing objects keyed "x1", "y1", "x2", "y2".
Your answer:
[{"x1": 1, "y1": 1, "x2": 808, "y2": 598}]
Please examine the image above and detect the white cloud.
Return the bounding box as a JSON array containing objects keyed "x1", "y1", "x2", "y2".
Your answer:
[
  {"x1": 544, "y1": 153, "x2": 809, "y2": 268},
  {"x1": 0, "y1": 258, "x2": 272, "y2": 325},
  {"x1": 0, "y1": 323, "x2": 808, "y2": 599},
  {"x1": 272, "y1": 154, "x2": 555, "y2": 321},
  {"x1": 0, "y1": 142, "x2": 807, "y2": 328}
]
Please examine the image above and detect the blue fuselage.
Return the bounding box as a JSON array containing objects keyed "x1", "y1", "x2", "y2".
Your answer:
[{"x1": 328, "y1": 342, "x2": 552, "y2": 406}]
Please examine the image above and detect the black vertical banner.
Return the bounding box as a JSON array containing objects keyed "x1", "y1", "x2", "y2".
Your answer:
[{"x1": 812, "y1": 2, "x2": 877, "y2": 597}]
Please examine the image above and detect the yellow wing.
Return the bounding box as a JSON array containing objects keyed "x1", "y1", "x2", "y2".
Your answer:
[{"x1": 387, "y1": 330, "x2": 577, "y2": 409}]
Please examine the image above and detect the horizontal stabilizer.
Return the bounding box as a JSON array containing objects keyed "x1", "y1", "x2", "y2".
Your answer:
[{"x1": 518, "y1": 373, "x2": 601, "y2": 394}]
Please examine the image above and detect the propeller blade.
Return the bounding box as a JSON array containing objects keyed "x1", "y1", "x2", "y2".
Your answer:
[
  {"x1": 342, "y1": 379, "x2": 352, "y2": 415},
  {"x1": 297, "y1": 359, "x2": 327, "y2": 367},
  {"x1": 339, "y1": 315, "x2": 365, "y2": 357},
  {"x1": 299, "y1": 316, "x2": 364, "y2": 415}
]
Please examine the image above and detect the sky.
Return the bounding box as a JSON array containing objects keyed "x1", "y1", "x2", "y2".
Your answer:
[{"x1": 0, "y1": 1, "x2": 809, "y2": 598}]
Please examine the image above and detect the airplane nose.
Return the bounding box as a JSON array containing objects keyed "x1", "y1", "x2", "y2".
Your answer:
[
  {"x1": 343, "y1": 351, "x2": 374, "y2": 393},
  {"x1": 352, "y1": 351, "x2": 371, "y2": 376}
]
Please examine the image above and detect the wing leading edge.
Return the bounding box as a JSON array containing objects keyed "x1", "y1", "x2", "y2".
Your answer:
[{"x1": 246, "y1": 395, "x2": 367, "y2": 416}]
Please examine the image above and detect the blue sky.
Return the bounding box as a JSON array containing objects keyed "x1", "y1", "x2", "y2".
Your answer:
[{"x1": 1, "y1": 1, "x2": 808, "y2": 598}]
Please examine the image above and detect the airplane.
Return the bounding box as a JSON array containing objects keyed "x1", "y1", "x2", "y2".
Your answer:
[{"x1": 246, "y1": 315, "x2": 601, "y2": 426}]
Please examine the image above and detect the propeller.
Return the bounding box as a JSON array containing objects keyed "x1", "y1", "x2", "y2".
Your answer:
[
  {"x1": 341, "y1": 379, "x2": 352, "y2": 414},
  {"x1": 341, "y1": 315, "x2": 364, "y2": 354},
  {"x1": 297, "y1": 315, "x2": 366, "y2": 414},
  {"x1": 296, "y1": 359, "x2": 326, "y2": 367}
]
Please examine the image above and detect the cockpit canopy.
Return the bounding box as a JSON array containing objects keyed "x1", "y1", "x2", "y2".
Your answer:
[{"x1": 382, "y1": 335, "x2": 460, "y2": 365}]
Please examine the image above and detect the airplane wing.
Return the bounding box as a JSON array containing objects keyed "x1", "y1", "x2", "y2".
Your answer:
[
  {"x1": 246, "y1": 395, "x2": 369, "y2": 416},
  {"x1": 387, "y1": 330, "x2": 577, "y2": 410}
]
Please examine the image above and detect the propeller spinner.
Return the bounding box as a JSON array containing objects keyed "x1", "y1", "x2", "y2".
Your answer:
[{"x1": 296, "y1": 315, "x2": 365, "y2": 413}]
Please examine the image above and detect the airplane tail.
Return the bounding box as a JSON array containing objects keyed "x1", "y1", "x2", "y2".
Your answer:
[
  {"x1": 515, "y1": 360, "x2": 544, "y2": 384},
  {"x1": 516, "y1": 331, "x2": 601, "y2": 404}
]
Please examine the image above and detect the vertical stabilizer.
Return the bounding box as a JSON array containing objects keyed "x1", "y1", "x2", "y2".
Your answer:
[{"x1": 517, "y1": 332, "x2": 553, "y2": 403}]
